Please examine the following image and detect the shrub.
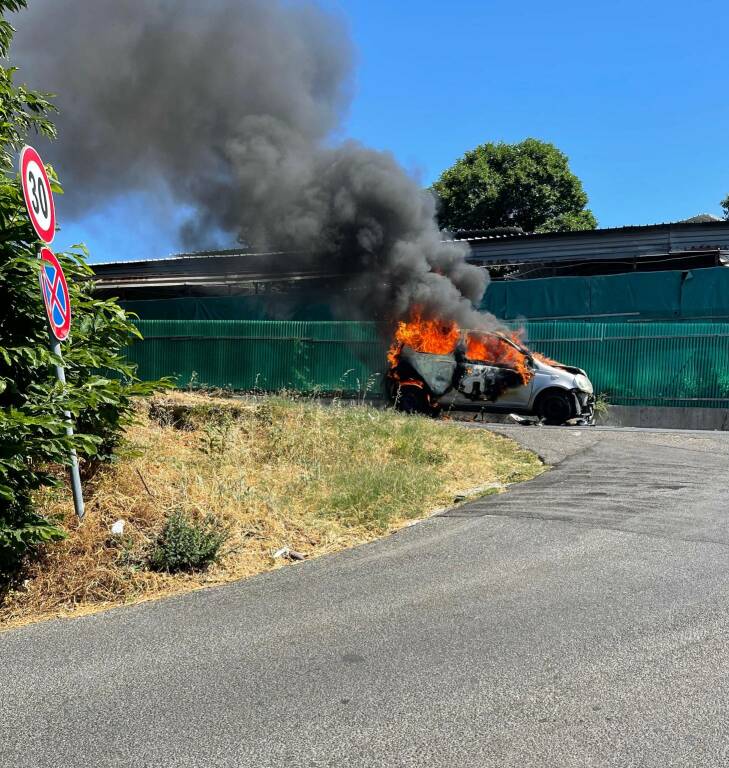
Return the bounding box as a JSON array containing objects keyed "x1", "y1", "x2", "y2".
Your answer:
[
  {"x1": 149, "y1": 510, "x2": 229, "y2": 573},
  {"x1": 594, "y1": 393, "x2": 610, "y2": 418},
  {"x1": 0, "y1": 1, "x2": 159, "y2": 577}
]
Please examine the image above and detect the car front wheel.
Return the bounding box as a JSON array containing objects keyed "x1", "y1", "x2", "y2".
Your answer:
[{"x1": 536, "y1": 390, "x2": 575, "y2": 425}]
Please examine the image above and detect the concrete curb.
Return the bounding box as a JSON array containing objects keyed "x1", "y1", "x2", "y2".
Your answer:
[{"x1": 597, "y1": 405, "x2": 729, "y2": 431}]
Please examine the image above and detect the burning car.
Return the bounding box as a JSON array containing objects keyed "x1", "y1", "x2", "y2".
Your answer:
[{"x1": 387, "y1": 315, "x2": 595, "y2": 425}]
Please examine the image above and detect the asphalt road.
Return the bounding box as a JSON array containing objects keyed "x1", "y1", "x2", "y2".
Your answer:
[{"x1": 3, "y1": 425, "x2": 729, "y2": 767}]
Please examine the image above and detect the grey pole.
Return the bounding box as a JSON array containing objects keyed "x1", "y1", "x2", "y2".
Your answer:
[{"x1": 49, "y1": 335, "x2": 85, "y2": 520}]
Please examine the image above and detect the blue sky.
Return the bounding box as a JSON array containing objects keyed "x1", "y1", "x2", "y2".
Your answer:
[{"x1": 56, "y1": 0, "x2": 729, "y2": 262}]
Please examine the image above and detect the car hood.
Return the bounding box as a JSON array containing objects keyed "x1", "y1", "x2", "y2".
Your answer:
[
  {"x1": 550, "y1": 363, "x2": 586, "y2": 376},
  {"x1": 532, "y1": 358, "x2": 586, "y2": 379}
]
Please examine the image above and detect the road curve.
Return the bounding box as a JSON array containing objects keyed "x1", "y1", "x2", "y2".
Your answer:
[{"x1": 3, "y1": 425, "x2": 729, "y2": 767}]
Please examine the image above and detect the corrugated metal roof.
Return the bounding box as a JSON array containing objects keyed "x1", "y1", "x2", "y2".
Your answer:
[
  {"x1": 95, "y1": 248, "x2": 298, "y2": 268},
  {"x1": 462, "y1": 221, "x2": 729, "y2": 265},
  {"x1": 455, "y1": 220, "x2": 729, "y2": 242},
  {"x1": 93, "y1": 220, "x2": 729, "y2": 286}
]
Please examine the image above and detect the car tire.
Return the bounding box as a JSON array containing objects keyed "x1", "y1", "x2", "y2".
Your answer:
[
  {"x1": 395, "y1": 385, "x2": 431, "y2": 415},
  {"x1": 536, "y1": 390, "x2": 575, "y2": 425}
]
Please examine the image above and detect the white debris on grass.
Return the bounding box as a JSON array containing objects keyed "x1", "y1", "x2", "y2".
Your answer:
[{"x1": 273, "y1": 547, "x2": 305, "y2": 561}]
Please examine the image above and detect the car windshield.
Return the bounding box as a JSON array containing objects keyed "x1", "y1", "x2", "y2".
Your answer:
[
  {"x1": 494, "y1": 332, "x2": 530, "y2": 355},
  {"x1": 463, "y1": 330, "x2": 531, "y2": 356}
]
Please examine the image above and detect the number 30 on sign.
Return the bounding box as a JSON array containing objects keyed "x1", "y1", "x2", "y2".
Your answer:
[{"x1": 20, "y1": 145, "x2": 56, "y2": 244}]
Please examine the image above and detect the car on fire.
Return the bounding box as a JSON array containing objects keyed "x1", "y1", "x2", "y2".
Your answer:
[{"x1": 387, "y1": 331, "x2": 595, "y2": 425}]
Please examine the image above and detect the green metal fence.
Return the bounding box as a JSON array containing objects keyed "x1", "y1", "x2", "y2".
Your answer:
[
  {"x1": 129, "y1": 320, "x2": 386, "y2": 394},
  {"x1": 518, "y1": 321, "x2": 729, "y2": 407},
  {"x1": 129, "y1": 319, "x2": 729, "y2": 408}
]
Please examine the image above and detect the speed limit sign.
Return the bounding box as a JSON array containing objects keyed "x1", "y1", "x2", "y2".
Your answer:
[
  {"x1": 17, "y1": 145, "x2": 83, "y2": 519},
  {"x1": 20, "y1": 145, "x2": 56, "y2": 244}
]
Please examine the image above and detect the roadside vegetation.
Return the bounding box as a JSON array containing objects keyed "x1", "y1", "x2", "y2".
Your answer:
[
  {"x1": 0, "y1": 392, "x2": 543, "y2": 628},
  {"x1": 0, "y1": 0, "x2": 156, "y2": 577},
  {"x1": 593, "y1": 393, "x2": 610, "y2": 420}
]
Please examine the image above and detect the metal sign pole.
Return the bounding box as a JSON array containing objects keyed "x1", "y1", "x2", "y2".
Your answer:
[
  {"x1": 49, "y1": 334, "x2": 85, "y2": 520},
  {"x1": 21, "y1": 146, "x2": 84, "y2": 520}
]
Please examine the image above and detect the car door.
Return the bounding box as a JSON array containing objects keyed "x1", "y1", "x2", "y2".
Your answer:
[{"x1": 491, "y1": 360, "x2": 535, "y2": 409}]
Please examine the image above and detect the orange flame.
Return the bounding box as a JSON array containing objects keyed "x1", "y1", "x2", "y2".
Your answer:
[
  {"x1": 388, "y1": 309, "x2": 535, "y2": 386},
  {"x1": 464, "y1": 330, "x2": 532, "y2": 384},
  {"x1": 387, "y1": 310, "x2": 460, "y2": 367},
  {"x1": 532, "y1": 351, "x2": 561, "y2": 368}
]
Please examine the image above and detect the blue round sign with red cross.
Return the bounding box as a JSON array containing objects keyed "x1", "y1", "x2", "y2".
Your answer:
[{"x1": 38, "y1": 246, "x2": 71, "y2": 341}]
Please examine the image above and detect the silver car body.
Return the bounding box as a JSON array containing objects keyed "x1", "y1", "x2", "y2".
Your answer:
[{"x1": 399, "y1": 344, "x2": 595, "y2": 421}]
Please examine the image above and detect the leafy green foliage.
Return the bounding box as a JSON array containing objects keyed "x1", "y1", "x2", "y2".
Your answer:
[
  {"x1": 149, "y1": 510, "x2": 229, "y2": 573},
  {"x1": 721, "y1": 194, "x2": 728, "y2": 220},
  {"x1": 432, "y1": 138, "x2": 597, "y2": 234},
  {"x1": 0, "y1": 1, "x2": 158, "y2": 577}
]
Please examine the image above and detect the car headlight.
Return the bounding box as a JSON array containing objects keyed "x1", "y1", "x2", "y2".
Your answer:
[{"x1": 574, "y1": 374, "x2": 593, "y2": 393}]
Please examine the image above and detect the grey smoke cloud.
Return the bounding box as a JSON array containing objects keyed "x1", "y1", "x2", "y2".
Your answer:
[{"x1": 12, "y1": 0, "x2": 492, "y2": 326}]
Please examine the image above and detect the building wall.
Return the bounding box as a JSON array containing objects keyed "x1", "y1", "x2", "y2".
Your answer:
[
  {"x1": 124, "y1": 267, "x2": 729, "y2": 323},
  {"x1": 480, "y1": 267, "x2": 729, "y2": 321}
]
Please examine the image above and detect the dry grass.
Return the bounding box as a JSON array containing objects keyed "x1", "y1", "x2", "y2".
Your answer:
[{"x1": 1, "y1": 392, "x2": 542, "y2": 629}]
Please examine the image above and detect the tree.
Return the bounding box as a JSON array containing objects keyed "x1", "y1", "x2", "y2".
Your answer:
[
  {"x1": 432, "y1": 138, "x2": 597, "y2": 234},
  {"x1": 0, "y1": 0, "x2": 156, "y2": 577},
  {"x1": 721, "y1": 194, "x2": 729, "y2": 220}
]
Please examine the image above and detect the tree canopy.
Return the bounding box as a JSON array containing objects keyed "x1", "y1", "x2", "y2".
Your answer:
[
  {"x1": 432, "y1": 138, "x2": 597, "y2": 234},
  {"x1": 721, "y1": 194, "x2": 728, "y2": 220}
]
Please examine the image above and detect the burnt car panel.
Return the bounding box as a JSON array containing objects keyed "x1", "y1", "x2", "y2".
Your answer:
[{"x1": 390, "y1": 336, "x2": 595, "y2": 425}]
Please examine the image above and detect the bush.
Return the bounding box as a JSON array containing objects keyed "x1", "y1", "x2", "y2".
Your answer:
[
  {"x1": 149, "y1": 510, "x2": 229, "y2": 573},
  {"x1": 0, "y1": 1, "x2": 159, "y2": 577}
]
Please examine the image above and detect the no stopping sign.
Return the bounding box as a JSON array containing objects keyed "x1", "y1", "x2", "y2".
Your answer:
[
  {"x1": 20, "y1": 145, "x2": 56, "y2": 244},
  {"x1": 38, "y1": 247, "x2": 71, "y2": 341}
]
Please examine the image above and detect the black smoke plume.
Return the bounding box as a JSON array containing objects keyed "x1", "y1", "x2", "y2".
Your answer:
[{"x1": 12, "y1": 0, "x2": 492, "y2": 326}]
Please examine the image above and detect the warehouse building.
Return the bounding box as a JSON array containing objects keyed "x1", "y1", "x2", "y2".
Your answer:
[{"x1": 93, "y1": 219, "x2": 729, "y2": 322}]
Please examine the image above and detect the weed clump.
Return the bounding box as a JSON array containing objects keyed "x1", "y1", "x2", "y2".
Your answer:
[{"x1": 149, "y1": 510, "x2": 228, "y2": 573}]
